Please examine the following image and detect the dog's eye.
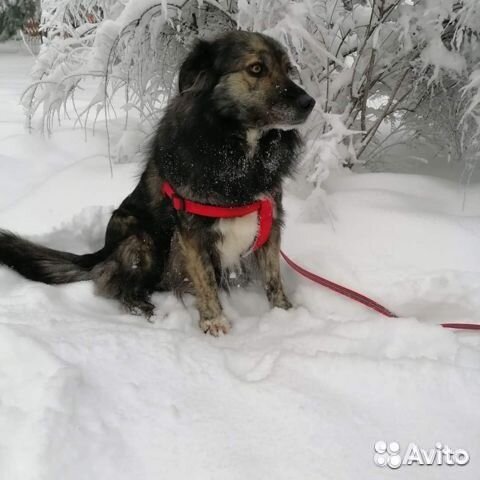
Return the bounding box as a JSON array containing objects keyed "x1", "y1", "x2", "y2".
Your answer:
[{"x1": 247, "y1": 63, "x2": 265, "y2": 77}]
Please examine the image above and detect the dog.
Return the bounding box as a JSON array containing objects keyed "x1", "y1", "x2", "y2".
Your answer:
[{"x1": 0, "y1": 31, "x2": 315, "y2": 335}]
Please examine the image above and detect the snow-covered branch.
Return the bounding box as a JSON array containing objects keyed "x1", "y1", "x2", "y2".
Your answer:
[{"x1": 22, "y1": 0, "x2": 480, "y2": 183}]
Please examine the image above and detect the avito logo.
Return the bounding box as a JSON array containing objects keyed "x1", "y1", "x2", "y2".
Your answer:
[{"x1": 374, "y1": 441, "x2": 470, "y2": 469}]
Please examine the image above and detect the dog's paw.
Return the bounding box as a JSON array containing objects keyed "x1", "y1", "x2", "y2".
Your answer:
[
  {"x1": 199, "y1": 315, "x2": 231, "y2": 336},
  {"x1": 124, "y1": 298, "x2": 155, "y2": 321},
  {"x1": 273, "y1": 294, "x2": 292, "y2": 310}
]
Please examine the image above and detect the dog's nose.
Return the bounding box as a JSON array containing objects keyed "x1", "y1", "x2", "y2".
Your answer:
[{"x1": 297, "y1": 94, "x2": 315, "y2": 111}]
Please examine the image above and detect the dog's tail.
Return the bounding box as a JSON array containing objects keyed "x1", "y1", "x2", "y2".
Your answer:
[{"x1": 0, "y1": 230, "x2": 108, "y2": 284}]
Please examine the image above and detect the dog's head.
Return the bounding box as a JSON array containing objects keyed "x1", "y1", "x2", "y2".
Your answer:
[{"x1": 178, "y1": 31, "x2": 315, "y2": 128}]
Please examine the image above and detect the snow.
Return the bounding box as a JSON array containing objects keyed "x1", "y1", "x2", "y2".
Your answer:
[
  {"x1": 421, "y1": 38, "x2": 467, "y2": 80},
  {"x1": 89, "y1": 19, "x2": 122, "y2": 72},
  {"x1": 1, "y1": 41, "x2": 480, "y2": 480}
]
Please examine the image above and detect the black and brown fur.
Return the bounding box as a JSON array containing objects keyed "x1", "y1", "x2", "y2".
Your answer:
[{"x1": 0, "y1": 31, "x2": 315, "y2": 335}]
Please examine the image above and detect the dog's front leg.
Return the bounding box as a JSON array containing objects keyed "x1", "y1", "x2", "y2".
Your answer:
[
  {"x1": 256, "y1": 222, "x2": 292, "y2": 310},
  {"x1": 178, "y1": 230, "x2": 231, "y2": 336}
]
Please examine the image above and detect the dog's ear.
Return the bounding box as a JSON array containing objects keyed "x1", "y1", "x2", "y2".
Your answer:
[{"x1": 178, "y1": 40, "x2": 217, "y2": 94}]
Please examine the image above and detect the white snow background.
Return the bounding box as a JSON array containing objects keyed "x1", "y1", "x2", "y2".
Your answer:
[{"x1": 1, "y1": 42, "x2": 480, "y2": 480}]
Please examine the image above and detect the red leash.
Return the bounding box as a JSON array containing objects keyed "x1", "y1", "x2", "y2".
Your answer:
[{"x1": 280, "y1": 250, "x2": 480, "y2": 332}]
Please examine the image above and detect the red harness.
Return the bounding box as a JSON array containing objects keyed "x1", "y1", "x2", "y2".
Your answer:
[{"x1": 161, "y1": 181, "x2": 273, "y2": 252}]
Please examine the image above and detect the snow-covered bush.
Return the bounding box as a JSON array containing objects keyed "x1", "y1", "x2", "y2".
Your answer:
[
  {"x1": 22, "y1": 0, "x2": 235, "y2": 135},
  {"x1": 22, "y1": 0, "x2": 480, "y2": 184},
  {"x1": 238, "y1": 0, "x2": 480, "y2": 183}
]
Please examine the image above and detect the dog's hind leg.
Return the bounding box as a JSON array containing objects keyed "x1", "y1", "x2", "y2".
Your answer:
[
  {"x1": 177, "y1": 231, "x2": 231, "y2": 336},
  {"x1": 92, "y1": 232, "x2": 157, "y2": 319},
  {"x1": 255, "y1": 222, "x2": 292, "y2": 310}
]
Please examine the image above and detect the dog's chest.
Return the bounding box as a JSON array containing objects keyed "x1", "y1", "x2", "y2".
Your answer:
[{"x1": 215, "y1": 212, "x2": 258, "y2": 267}]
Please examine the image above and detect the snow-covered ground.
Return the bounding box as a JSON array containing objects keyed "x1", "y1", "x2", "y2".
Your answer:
[{"x1": 1, "y1": 42, "x2": 480, "y2": 480}]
